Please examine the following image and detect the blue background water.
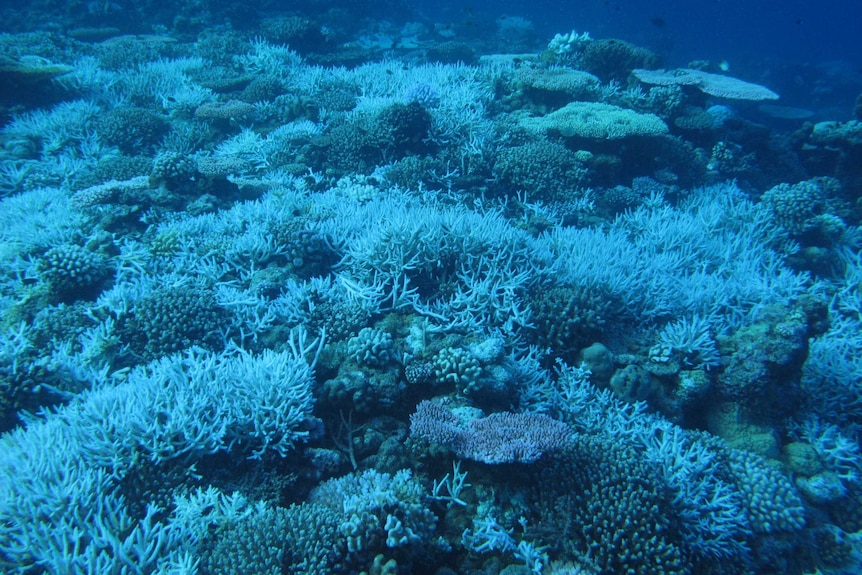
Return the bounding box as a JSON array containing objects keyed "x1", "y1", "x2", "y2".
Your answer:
[
  {"x1": 406, "y1": 0, "x2": 862, "y2": 117},
  {"x1": 421, "y1": 0, "x2": 862, "y2": 67}
]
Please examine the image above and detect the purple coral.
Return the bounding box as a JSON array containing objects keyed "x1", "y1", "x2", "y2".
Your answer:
[{"x1": 410, "y1": 400, "x2": 573, "y2": 464}]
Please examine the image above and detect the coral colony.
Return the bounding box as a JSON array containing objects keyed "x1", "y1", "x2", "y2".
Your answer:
[{"x1": 1, "y1": 7, "x2": 862, "y2": 575}]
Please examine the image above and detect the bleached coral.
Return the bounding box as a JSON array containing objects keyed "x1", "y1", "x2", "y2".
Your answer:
[
  {"x1": 520, "y1": 101, "x2": 668, "y2": 139},
  {"x1": 632, "y1": 68, "x2": 779, "y2": 101},
  {"x1": 547, "y1": 30, "x2": 592, "y2": 57}
]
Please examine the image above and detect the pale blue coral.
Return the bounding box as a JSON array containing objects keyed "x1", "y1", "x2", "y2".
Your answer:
[
  {"x1": 308, "y1": 468, "x2": 436, "y2": 555},
  {"x1": 347, "y1": 327, "x2": 398, "y2": 367},
  {"x1": 0, "y1": 344, "x2": 316, "y2": 571},
  {"x1": 552, "y1": 362, "x2": 805, "y2": 561}
]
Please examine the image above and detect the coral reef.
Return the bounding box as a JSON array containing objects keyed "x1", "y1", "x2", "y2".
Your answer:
[{"x1": 0, "y1": 13, "x2": 859, "y2": 575}]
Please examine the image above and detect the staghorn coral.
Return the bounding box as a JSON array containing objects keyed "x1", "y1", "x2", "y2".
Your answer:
[
  {"x1": 402, "y1": 81, "x2": 440, "y2": 108},
  {"x1": 0, "y1": 21, "x2": 846, "y2": 574},
  {"x1": 0, "y1": 345, "x2": 316, "y2": 571}
]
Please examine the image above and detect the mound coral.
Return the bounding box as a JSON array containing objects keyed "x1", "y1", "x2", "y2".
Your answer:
[
  {"x1": 494, "y1": 140, "x2": 589, "y2": 201},
  {"x1": 578, "y1": 38, "x2": 659, "y2": 82},
  {"x1": 515, "y1": 67, "x2": 600, "y2": 101},
  {"x1": 521, "y1": 101, "x2": 668, "y2": 139},
  {"x1": 36, "y1": 243, "x2": 111, "y2": 301},
  {"x1": 118, "y1": 284, "x2": 227, "y2": 360}
]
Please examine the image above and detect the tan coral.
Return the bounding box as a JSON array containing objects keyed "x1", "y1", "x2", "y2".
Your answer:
[
  {"x1": 520, "y1": 101, "x2": 668, "y2": 139},
  {"x1": 194, "y1": 99, "x2": 258, "y2": 121},
  {"x1": 515, "y1": 66, "x2": 600, "y2": 96}
]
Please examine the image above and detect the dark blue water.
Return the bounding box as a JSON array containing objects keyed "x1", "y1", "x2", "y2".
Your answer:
[
  {"x1": 423, "y1": 0, "x2": 861, "y2": 66},
  {"x1": 415, "y1": 0, "x2": 862, "y2": 114}
]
